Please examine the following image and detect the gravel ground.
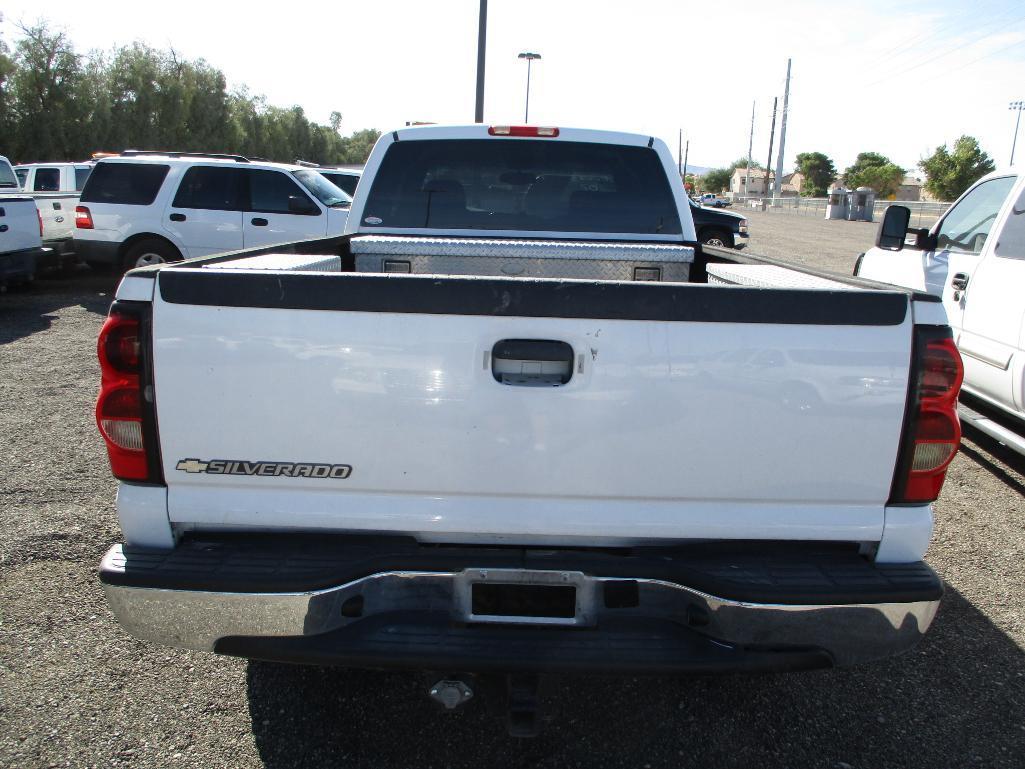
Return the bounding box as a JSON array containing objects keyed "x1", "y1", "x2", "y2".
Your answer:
[
  {"x1": 1, "y1": 246, "x2": 1023, "y2": 769},
  {"x1": 739, "y1": 207, "x2": 877, "y2": 275}
]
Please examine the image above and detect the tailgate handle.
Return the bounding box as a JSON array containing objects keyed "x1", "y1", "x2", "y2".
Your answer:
[{"x1": 492, "y1": 339, "x2": 574, "y2": 387}]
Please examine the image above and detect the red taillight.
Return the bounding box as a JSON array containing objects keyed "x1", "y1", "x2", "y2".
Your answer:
[
  {"x1": 893, "y1": 333, "x2": 963, "y2": 504},
  {"x1": 75, "y1": 205, "x2": 94, "y2": 229},
  {"x1": 96, "y1": 311, "x2": 149, "y2": 480},
  {"x1": 37, "y1": 208, "x2": 43, "y2": 237},
  {"x1": 488, "y1": 125, "x2": 560, "y2": 137}
]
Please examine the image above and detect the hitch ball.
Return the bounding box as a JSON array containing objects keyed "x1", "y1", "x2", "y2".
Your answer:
[{"x1": 428, "y1": 679, "x2": 474, "y2": 710}]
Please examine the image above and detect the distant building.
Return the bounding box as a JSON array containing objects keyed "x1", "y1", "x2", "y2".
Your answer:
[
  {"x1": 729, "y1": 167, "x2": 775, "y2": 198},
  {"x1": 780, "y1": 172, "x2": 805, "y2": 197},
  {"x1": 894, "y1": 175, "x2": 923, "y2": 201}
]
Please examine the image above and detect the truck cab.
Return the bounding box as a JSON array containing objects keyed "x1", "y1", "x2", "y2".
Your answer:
[
  {"x1": 857, "y1": 170, "x2": 1025, "y2": 450},
  {"x1": 0, "y1": 155, "x2": 46, "y2": 287},
  {"x1": 10, "y1": 161, "x2": 94, "y2": 269}
]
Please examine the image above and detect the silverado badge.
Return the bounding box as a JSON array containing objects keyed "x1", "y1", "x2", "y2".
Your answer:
[{"x1": 175, "y1": 458, "x2": 352, "y2": 479}]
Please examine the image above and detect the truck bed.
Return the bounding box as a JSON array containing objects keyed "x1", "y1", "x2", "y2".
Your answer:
[{"x1": 132, "y1": 240, "x2": 919, "y2": 547}]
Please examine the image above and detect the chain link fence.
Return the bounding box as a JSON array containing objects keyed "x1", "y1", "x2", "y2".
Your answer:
[{"x1": 730, "y1": 196, "x2": 949, "y2": 228}]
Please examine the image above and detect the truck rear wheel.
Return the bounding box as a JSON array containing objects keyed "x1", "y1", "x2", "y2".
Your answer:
[{"x1": 122, "y1": 239, "x2": 182, "y2": 271}]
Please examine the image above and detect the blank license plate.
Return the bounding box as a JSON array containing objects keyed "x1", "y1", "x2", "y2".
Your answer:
[{"x1": 471, "y1": 582, "x2": 577, "y2": 619}]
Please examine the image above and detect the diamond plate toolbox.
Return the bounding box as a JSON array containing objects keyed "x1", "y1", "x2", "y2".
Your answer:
[{"x1": 351, "y1": 236, "x2": 694, "y2": 282}]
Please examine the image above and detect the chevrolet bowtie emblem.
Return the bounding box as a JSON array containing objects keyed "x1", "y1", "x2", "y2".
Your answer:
[{"x1": 176, "y1": 458, "x2": 210, "y2": 473}]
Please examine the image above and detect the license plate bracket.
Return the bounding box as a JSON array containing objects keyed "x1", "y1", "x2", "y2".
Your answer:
[{"x1": 455, "y1": 569, "x2": 596, "y2": 626}]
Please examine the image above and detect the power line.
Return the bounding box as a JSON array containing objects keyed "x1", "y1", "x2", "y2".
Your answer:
[
  {"x1": 867, "y1": 5, "x2": 1015, "y2": 71},
  {"x1": 862, "y1": 12, "x2": 1025, "y2": 88},
  {"x1": 913, "y1": 34, "x2": 1025, "y2": 86}
]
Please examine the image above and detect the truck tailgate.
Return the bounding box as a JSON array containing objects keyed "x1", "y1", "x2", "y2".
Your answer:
[{"x1": 151, "y1": 269, "x2": 913, "y2": 545}]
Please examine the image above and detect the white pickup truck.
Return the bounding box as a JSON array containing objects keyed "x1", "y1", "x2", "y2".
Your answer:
[
  {"x1": 97, "y1": 124, "x2": 960, "y2": 733},
  {"x1": 857, "y1": 170, "x2": 1025, "y2": 454},
  {"x1": 0, "y1": 156, "x2": 45, "y2": 289},
  {"x1": 3, "y1": 158, "x2": 91, "y2": 271}
]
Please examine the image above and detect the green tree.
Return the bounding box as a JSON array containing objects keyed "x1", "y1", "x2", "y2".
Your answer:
[
  {"x1": 6, "y1": 21, "x2": 87, "y2": 160},
  {"x1": 0, "y1": 35, "x2": 15, "y2": 143},
  {"x1": 727, "y1": 157, "x2": 763, "y2": 174},
  {"x1": 794, "y1": 151, "x2": 836, "y2": 197},
  {"x1": 338, "y1": 128, "x2": 381, "y2": 164},
  {"x1": 0, "y1": 19, "x2": 377, "y2": 166},
  {"x1": 702, "y1": 167, "x2": 731, "y2": 193},
  {"x1": 918, "y1": 136, "x2": 995, "y2": 202},
  {"x1": 842, "y1": 152, "x2": 905, "y2": 198}
]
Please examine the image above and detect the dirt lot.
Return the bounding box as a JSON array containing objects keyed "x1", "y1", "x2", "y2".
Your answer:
[
  {"x1": 740, "y1": 207, "x2": 877, "y2": 275},
  {"x1": 1, "y1": 237, "x2": 1024, "y2": 768}
]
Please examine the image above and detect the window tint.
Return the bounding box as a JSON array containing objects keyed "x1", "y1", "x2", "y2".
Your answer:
[
  {"x1": 320, "y1": 171, "x2": 359, "y2": 196},
  {"x1": 361, "y1": 139, "x2": 682, "y2": 235},
  {"x1": 80, "y1": 163, "x2": 170, "y2": 205},
  {"x1": 34, "y1": 168, "x2": 60, "y2": 192},
  {"x1": 172, "y1": 166, "x2": 244, "y2": 210},
  {"x1": 247, "y1": 169, "x2": 318, "y2": 215},
  {"x1": 75, "y1": 167, "x2": 92, "y2": 191},
  {"x1": 935, "y1": 175, "x2": 1017, "y2": 254},
  {"x1": 11, "y1": 168, "x2": 27, "y2": 189}
]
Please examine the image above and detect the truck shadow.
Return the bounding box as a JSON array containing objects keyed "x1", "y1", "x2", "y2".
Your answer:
[
  {"x1": 246, "y1": 585, "x2": 1024, "y2": 769},
  {"x1": 960, "y1": 425, "x2": 1025, "y2": 495},
  {"x1": 0, "y1": 269, "x2": 116, "y2": 345}
]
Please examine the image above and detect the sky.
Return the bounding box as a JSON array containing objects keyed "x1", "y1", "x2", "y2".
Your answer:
[{"x1": 1, "y1": 0, "x2": 1024, "y2": 175}]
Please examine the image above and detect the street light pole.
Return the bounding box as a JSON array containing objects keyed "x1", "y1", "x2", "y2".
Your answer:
[
  {"x1": 518, "y1": 52, "x2": 541, "y2": 122},
  {"x1": 1011, "y1": 100, "x2": 1024, "y2": 166},
  {"x1": 474, "y1": 0, "x2": 487, "y2": 123}
]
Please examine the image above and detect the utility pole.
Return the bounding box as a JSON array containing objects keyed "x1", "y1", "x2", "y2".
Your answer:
[
  {"x1": 1011, "y1": 100, "x2": 1024, "y2": 166},
  {"x1": 762, "y1": 97, "x2": 777, "y2": 202},
  {"x1": 745, "y1": 100, "x2": 755, "y2": 199},
  {"x1": 773, "y1": 58, "x2": 791, "y2": 199},
  {"x1": 474, "y1": 0, "x2": 487, "y2": 123},
  {"x1": 682, "y1": 140, "x2": 689, "y2": 187}
]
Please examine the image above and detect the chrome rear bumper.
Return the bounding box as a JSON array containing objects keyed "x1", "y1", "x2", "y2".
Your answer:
[{"x1": 101, "y1": 545, "x2": 939, "y2": 669}]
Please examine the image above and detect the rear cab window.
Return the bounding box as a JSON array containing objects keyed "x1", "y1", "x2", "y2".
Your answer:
[
  {"x1": 33, "y1": 168, "x2": 61, "y2": 192},
  {"x1": 80, "y1": 163, "x2": 171, "y2": 205},
  {"x1": 360, "y1": 139, "x2": 682, "y2": 235}
]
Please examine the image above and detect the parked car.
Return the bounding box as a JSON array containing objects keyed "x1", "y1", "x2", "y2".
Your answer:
[
  {"x1": 0, "y1": 155, "x2": 46, "y2": 289},
  {"x1": 316, "y1": 168, "x2": 361, "y2": 196},
  {"x1": 856, "y1": 168, "x2": 1025, "y2": 454},
  {"x1": 96, "y1": 124, "x2": 958, "y2": 735},
  {"x1": 13, "y1": 161, "x2": 94, "y2": 270},
  {"x1": 689, "y1": 197, "x2": 747, "y2": 248},
  {"x1": 74, "y1": 151, "x2": 351, "y2": 272},
  {"x1": 697, "y1": 192, "x2": 730, "y2": 208}
]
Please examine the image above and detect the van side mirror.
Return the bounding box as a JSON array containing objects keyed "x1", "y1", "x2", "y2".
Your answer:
[{"x1": 877, "y1": 205, "x2": 911, "y2": 251}]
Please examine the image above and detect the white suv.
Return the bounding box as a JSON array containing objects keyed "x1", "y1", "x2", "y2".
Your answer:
[{"x1": 74, "y1": 152, "x2": 352, "y2": 271}]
